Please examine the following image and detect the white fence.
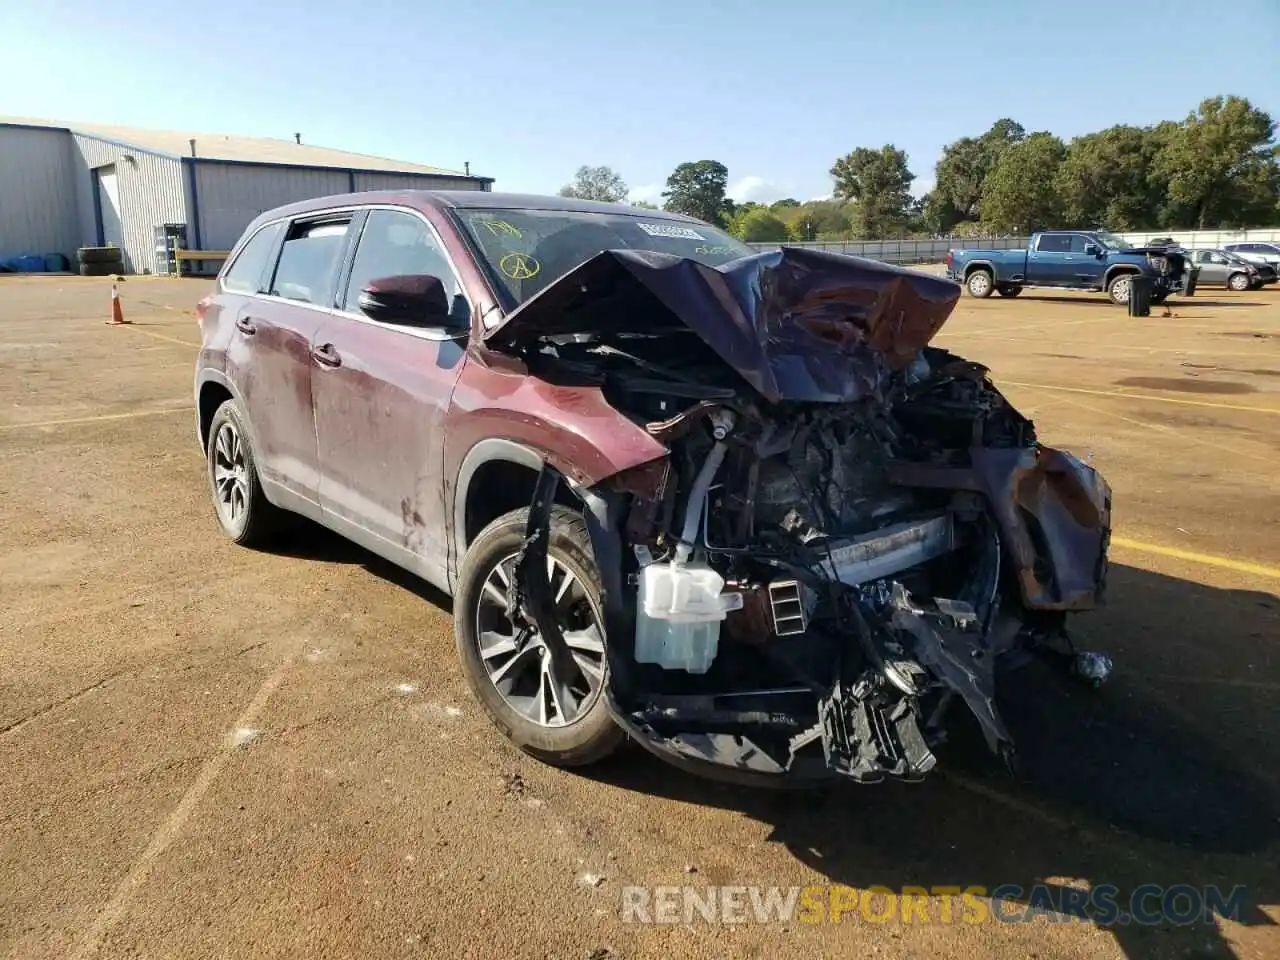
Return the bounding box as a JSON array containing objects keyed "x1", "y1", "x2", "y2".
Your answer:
[{"x1": 747, "y1": 228, "x2": 1280, "y2": 265}]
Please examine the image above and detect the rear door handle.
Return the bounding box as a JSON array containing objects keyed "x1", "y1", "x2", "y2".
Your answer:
[
  {"x1": 235, "y1": 316, "x2": 257, "y2": 335},
  {"x1": 311, "y1": 342, "x2": 341, "y2": 368}
]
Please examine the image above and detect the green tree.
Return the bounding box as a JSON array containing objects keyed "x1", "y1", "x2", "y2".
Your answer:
[
  {"x1": 1153, "y1": 96, "x2": 1278, "y2": 228},
  {"x1": 980, "y1": 132, "x2": 1067, "y2": 233},
  {"x1": 829, "y1": 145, "x2": 914, "y2": 238},
  {"x1": 1055, "y1": 125, "x2": 1162, "y2": 230},
  {"x1": 771, "y1": 198, "x2": 800, "y2": 210},
  {"x1": 557, "y1": 165, "x2": 629, "y2": 203},
  {"x1": 932, "y1": 118, "x2": 1025, "y2": 229},
  {"x1": 918, "y1": 191, "x2": 962, "y2": 235},
  {"x1": 630, "y1": 200, "x2": 660, "y2": 210},
  {"x1": 662, "y1": 160, "x2": 732, "y2": 225},
  {"x1": 782, "y1": 200, "x2": 852, "y2": 240},
  {"x1": 729, "y1": 208, "x2": 790, "y2": 242}
]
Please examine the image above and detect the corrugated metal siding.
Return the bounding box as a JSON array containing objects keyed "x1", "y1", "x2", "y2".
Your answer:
[
  {"x1": 72, "y1": 134, "x2": 186, "y2": 273},
  {"x1": 351, "y1": 172, "x2": 484, "y2": 193},
  {"x1": 193, "y1": 163, "x2": 349, "y2": 251},
  {"x1": 0, "y1": 127, "x2": 80, "y2": 260}
]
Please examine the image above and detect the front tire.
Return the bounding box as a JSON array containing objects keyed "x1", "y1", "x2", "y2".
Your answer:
[
  {"x1": 206, "y1": 400, "x2": 282, "y2": 546},
  {"x1": 966, "y1": 269, "x2": 994, "y2": 298},
  {"x1": 1228, "y1": 272, "x2": 1251, "y2": 292},
  {"x1": 1107, "y1": 273, "x2": 1134, "y2": 305},
  {"x1": 454, "y1": 506, "x2": 624, "y2": 767}
]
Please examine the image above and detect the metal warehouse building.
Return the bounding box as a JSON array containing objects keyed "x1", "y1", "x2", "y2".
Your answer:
[{"x1": 0, "y1": 117, "x2": 492, "y2": 274}]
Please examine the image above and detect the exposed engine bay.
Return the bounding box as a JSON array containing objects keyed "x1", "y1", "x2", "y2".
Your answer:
[{"x1": 489, "y1": 247, "x2": 1113, "y2": 784}]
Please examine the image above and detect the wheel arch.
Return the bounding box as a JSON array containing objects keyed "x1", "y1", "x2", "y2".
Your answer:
[
  {"x1": 450, "y1": 439, "x2": 587, "y2": 588},
  {"x1": 1103, "y1": 264, "x2": 1141, "y2": 287},
  {"x1": 196, "y1": 370, "x2": 254, "y2": 453},
  {"x1": 963, "y1": 259, "x2": 995, "y2": 279}
]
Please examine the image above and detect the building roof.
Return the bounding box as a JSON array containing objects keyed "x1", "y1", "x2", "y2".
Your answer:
[{"x1": 0, "y1": 116, "x2": 485, "y2": 179}]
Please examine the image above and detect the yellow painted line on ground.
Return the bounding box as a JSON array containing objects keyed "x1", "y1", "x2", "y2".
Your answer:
[
  {"x1": 116, "y1": 325, "x2": 200, "y2": 348},
  {"x1": 68, "y1": 650, "x2": 297, "y2": 960},
  {"x1": 0, "y1": 407, "x2": 191, "y2": 433},
  {"x1": 1000, "y1": 379, "x2": 1280, "y2": 415},
  {"x1": 1110, "y1": 536, "x2": 1280, "y2": 580},
  {"x1": 957, "y1": 313, "x2": 1119, "y2": 337},
  {"x1": 1032, "y1": 386, "x2": 1279, "y2": 467}
]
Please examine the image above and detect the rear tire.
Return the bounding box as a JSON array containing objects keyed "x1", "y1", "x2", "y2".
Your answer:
[
  {"x1": 1107, "y1": 273, "x2": 1135, "y2": 305},
  {"x1": 206, "y1": 400, "x2": 283, "y2": 546},
  {"x1": 454, "y1": 506, "x2": 624, "y2": 767},
  {"x1": 996, "y1": 284, "x2": 1022, "y2": 298},
  {"x1": 1227, "y1": 272, "x2": 1251, "y2": 292},
  {"x1": 966, "y1": 269, "x2": 994, "y2": 298}
]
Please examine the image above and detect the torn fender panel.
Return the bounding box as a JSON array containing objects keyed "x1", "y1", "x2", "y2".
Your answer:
[
  {"x1": 482, "y1": 247, "x2": 963, "y2": 404},
  {"x1": 887, "y1": 446, "x2": 1111, "y2": 611},
  {"x1": 446, "y1": 355, "x2": 670, "y2": 488}
]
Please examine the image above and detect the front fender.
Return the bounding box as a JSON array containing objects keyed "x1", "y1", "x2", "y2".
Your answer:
[{"x1": 446, "y1": 351, "x2": 668, "y2": 489}]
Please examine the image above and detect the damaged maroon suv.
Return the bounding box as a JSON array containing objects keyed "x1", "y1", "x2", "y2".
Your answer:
[{"x1": 195, "y1": 191, "x2": 1113, "y2": 784}]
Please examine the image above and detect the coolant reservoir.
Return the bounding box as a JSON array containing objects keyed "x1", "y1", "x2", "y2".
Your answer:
[{"x1": 635, "y1": 561, "x2": 738, "y2": 674}]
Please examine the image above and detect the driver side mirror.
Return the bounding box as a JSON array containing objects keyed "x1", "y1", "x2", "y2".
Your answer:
[
  {"x1": 358, "y1": 275, "x2": 466, "y2": 331},
  {"x1": 1083, "y1": 243, "x2": 1100, "y2": 256}
]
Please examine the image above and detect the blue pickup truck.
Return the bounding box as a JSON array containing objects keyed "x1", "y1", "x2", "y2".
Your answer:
[{"x1": 946, "y1": 231, "x2": 1188, "y2": 305}]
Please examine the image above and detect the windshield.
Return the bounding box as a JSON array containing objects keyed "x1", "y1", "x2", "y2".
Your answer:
[
  {"x1": 1095, "y1": 233, "x2": 1129, "y2": 250},
  {"x1": 451, "y1": 207, "x2": 754, "y2": 307}
]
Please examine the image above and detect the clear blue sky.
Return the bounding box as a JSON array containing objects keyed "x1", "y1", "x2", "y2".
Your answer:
[{"x1": 3, "y1": 0, "x2": 1277, "y2": 204}]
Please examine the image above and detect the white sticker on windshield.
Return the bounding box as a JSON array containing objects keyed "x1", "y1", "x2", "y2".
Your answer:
[{"x1": 636, "y1": 222, "x2": 706, "y2": 241}]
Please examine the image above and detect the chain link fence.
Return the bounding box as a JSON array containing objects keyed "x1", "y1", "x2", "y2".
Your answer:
[{"x1": 746, "y1": 228, "x2": 1280, "y2": 266}]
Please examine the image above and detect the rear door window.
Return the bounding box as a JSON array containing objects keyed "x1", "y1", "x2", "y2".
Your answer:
[
  {"x1": 1037, "y1": 235, "x2": 1071, "y2": 253},
  {"x1": 222, "y1": 222, "x2": 284, "y2": 294},
  {"x1": 269, "y1": 217, "x2": 353, "y2": 305}
]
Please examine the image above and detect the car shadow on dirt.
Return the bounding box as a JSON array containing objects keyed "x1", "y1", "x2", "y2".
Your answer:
[
  {"x1": 584, "y1": 563, "x2": 1280, "y2": 959},
  {"x1": 263, "y1": 518, "x2": 454, "y2": 611},
  {"x1": 1013, "y1": 295, "x2": 1269, "y2": 309}
]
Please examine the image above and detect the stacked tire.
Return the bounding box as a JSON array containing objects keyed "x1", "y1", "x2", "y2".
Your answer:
[{"x1": 77, "y1": 246, "x2": 124, "y2": 277}]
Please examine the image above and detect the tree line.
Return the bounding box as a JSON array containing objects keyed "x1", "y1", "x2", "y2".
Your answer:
[{"x1": 557, "y1": 95, "x2": 1279, "y2": 241}]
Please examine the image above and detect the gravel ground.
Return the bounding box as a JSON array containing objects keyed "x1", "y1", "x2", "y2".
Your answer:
[{"x1": 2, "y1": 274, "x2": 1278, "y2": 960}]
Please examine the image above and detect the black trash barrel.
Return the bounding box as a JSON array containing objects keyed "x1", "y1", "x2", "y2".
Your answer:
[
  {"x1": 1184, "y1": 265, "x2": 1199, "y2": 297},
  {"x1": 1129, "y1": 276, "x2": 1152, "y2": 317}
]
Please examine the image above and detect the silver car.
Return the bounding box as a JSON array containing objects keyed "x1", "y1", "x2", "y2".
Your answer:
[
  {"x1": 1222, "y1": 241, "x2": 1280, "y2": 270},
  {"x1": 1187, "y1": 248, "x2": 1274, "y2": 290}
]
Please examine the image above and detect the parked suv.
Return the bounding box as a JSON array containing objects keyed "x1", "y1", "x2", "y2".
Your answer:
[{"x1": 196, "y1": 191, "x2": 1113, "y2": 786}]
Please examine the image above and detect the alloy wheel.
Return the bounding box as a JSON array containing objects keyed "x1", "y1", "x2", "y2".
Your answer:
[
  {"x1": 212, "y1": 421, "x2": 249, "y2": 528},
  {"x1": 474, "y1": 552, "x2": 606, "y2": 727}
]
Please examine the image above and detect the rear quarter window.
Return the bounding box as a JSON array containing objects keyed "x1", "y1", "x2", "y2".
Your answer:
[{"x1": 221, "y1": 222, "x2": 284, "y2": 295}]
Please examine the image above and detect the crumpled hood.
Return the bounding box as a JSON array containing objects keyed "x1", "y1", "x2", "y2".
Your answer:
[{"x1": 482, "y1": 246, "x2": 963, "y2": 404}]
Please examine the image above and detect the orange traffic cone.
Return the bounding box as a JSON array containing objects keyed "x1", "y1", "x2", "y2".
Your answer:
[{"x1": 106, "y1": 282, "x2": 131, "y2": 325}]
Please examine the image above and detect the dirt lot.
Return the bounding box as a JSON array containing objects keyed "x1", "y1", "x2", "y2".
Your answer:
[{"x1": 2, "y1": 275, "x2": 1278, "y2": 960}]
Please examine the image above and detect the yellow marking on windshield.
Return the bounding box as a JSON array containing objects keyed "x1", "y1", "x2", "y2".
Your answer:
[
  {"x1": 479, "y1": 219, "x2": 523, "y2": 239},
  {"x1": 500, "y1": 252, "x2": 540, "y2": 280}
]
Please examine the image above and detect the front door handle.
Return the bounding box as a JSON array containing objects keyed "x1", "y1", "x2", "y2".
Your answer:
[
  {"x1": 235, "y1": 316, "x2": 257, "y2": 335},
  {"x1": 311, "y1": 342, "x2": 342, "y2": 368}
]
